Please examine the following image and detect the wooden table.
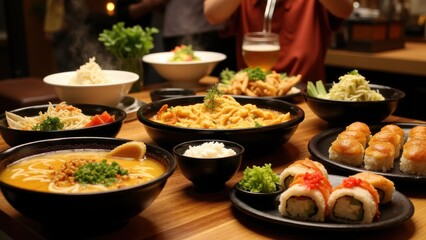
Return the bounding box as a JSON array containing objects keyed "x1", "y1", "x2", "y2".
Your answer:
[
  {"x1": 325, "y1": 42, "x2": 426, "y2": 76},
  {"x1": 0, "y1": 86, "x2": 425, "y2": 240}
]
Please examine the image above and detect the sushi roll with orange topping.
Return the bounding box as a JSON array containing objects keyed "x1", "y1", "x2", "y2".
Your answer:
[
  {"x1": 279, "y1": 158, "x2": 328, "y2": 190},
  {"x1": 337, "y1": 130, "x2": 368, "y2": 148},
  {"x1": 279, "y1": 171, "x2": 332, "y2": 222},
  {"x1": 351, "y1": 172, "x2": 395, "y2": 204},
  {"x1": 363, "y1": 141, "x2": 395, "y2": 172},
  {"x1": 407, "y1": 125, "x2": 426, "y2": 141},
  {"x1": 346, "y1": 122, "x2": 371, "y2": 141},
  {"x1": 400, "y1": 139, "x2": 426, "y2": 175},
  {"x1": 369, "y1": 130, "x2": 402, "y2": 159},
  {"x1": 328, "y1": 177, "x2": 380, "y2": 224},
  {"x1": 329, "y1": 137, "x2": 364, "y2": 167}
]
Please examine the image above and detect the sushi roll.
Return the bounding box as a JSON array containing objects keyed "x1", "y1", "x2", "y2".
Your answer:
[
  {"x1": 363, "y1": 141, "x2": 395, "y2": 172},
  {"x1": 279, "y1": 171, "x2": 332, "y2": 222},
  {"x1": 279, "y1": 158, "x2": 328, "y2": 190},
  {"x1": 407, "y1": 125, "x2": 426, "y2": 141},
  {"x1": 351, "y1": 172, "x2": 395, "y2": 204},
  {"x1": 337, "y1": 130, "x2": 368, "y2": 148},
  {"x1": 369, "y1": 130, "x2": 402, "y2": 159},
  {"x1": 346, "y1": 121, "x2": 372, "y2": 141},
  {"x1": 381, "y1": 124, "x2": 405, "y2": 150},
  {"x1": 328, "y1": 177, "x2": 380, "y2": 224},
  {"x1": 400, "y1": 139, "x2": 426, "y2": 175},
  {"x1": 329, "y1": 137, "x2": 364, "y2": 167}
]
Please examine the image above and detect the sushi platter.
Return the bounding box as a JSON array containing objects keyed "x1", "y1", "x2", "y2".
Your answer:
[
  {"x1": 230, "y1": 175, "x2": 414, "y2": 231},
  {"x1": 308, "y1": 122, "x2": 426, "y2": 183}
]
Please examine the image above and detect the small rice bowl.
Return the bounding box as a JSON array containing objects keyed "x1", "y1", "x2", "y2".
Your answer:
[{"x1": 183, "y1": 141, "x2": 236, "y2": 158}]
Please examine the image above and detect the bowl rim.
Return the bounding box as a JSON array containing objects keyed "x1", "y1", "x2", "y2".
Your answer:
[
  {"x1": 0, "y1": 136, "x2": 176, "y2": 196},
  {"x1": 300, "y1": 83, "x2": 405, "y2": 103},
  {"x1": 142, "y1": 51, "x2": 227, "y2": 65},
  {"x1": 150, "y1": 88, "x2": 196, "y2": 99},
  {"x1": 43, "y1": 70, "x2": 139, "y2": 87},
  {"x1": 234, "y1": 181, "x2": 284, "y2": 195},
  {"x1": 172, "y1": 139, "x2": 245, "y2": 160},
  {"x1": 137, "y1": 96, "x2": 305, "y2": 133},
  {"x1": 0, "y1": 103, "x2": 127, "y2": 133}
]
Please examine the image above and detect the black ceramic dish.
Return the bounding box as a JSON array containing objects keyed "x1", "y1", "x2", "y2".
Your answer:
[
  {"x1": 230, "y1": 175, "x2": 414, "y2": 231},
  {"x1": 234, "y1": 183, "x2": 284, "y2": 209},
  {"x1": 0, "y1": 103, "x2": 126, "y2": 146},
  {"x1": 137, "y1": 96, "x2": 304, "y2": 152},
  {"x1": 150, "y1": 88, "x2": 196, "y2": 102},
  {"x1": 300, "y1": 84, "x2": 405, "y2": 126},
  {"x1": 0, "y1": 137, "x2": 176, "y2": 228},
  {"x1": 173, "y1": 139, "x2": 244, "y2": 192},
  {"x1": 308, "y1": 122, "x2": 426, "y2": 183}
]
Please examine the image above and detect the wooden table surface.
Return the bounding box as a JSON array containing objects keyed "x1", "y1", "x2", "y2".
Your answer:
[
  {"x1": 326, "y1": 42, "x2": 426, "y2": 76},
  {"x1": 0, "y1": 85, "x2": 426, "y2": 240}
]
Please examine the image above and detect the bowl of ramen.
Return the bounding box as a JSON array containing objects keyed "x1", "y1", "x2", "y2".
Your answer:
[
  {"x1": 0, "y1": 102, "x2": 126, "y2": 146},
  {"x1": 142, "y1": 47, "x2": 226, "y2": 84},
  {"x1": 0, "y1": 137, "x2": 176, "y2": 229},
  {"x1": 43, "y1": 58, "x2": 139, "y2": 107},
  {"x1": 136, "y1": 90, "x2": 304, "y2": 153},
  {"x1": 301, "y1": 70, "x2": 405, "y2": 125}
]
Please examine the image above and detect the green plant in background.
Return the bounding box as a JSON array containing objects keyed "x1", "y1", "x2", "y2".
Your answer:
[
  {"x1": 98, "y1": 22, "x2": 159, "y2": 91},
  {"x1": 98, "y1": 22, "x2": 158, "y2": 58}
]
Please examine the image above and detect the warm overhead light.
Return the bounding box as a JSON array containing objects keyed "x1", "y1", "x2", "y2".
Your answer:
[{"x1": 106, "y1": 1, "x2": 115, "y2": 16}]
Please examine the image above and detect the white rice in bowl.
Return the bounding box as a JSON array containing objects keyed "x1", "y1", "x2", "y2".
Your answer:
[{"x1": 183, "y1": 141, "x2": 236, "y2": 158}]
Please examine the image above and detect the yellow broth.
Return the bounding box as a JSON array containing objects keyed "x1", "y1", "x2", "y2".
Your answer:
[{"x1": 0, "y1": 150, "x2": 166, "y2": 193}]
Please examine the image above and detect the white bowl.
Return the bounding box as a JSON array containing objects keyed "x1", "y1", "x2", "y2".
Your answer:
[
  {"x1": 43, "y1": 70, "x2": 139, "y2": 106},
  {"x1": 142, "y1": 51, "x2": 226, "y2": 83}
]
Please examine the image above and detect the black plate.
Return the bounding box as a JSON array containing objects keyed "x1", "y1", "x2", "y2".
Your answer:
[
  {"x1": 117, "y1": 96, "x2": 145, "y2": 122},
  {"x1": 308, "y1": 122, "x2": 426, "y2": 183},
  {"x1": 230, "y1": 87, "x2": 301, "y2": 102},
  {"x1": 230, "y1": 174, "x2": 414, "y2": 231}
]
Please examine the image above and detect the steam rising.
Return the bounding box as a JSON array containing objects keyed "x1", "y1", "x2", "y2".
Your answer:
[{"x1": 62, "y1": 0, "x2": 115, "y2": 70}]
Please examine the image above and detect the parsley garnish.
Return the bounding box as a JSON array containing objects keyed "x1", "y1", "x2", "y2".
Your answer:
[
  {"x1": 204, "y1": 84, "x2": 223, "y2": 110},
  {"x1": 243, "y1": 67, "x2": 267, "y2": 81},
  {"x1": 32, "y1": 117, "x2": 64, "y2": 131},
  {"x1": 74, "y1": 160, "x2": 128, "y2": 187}
]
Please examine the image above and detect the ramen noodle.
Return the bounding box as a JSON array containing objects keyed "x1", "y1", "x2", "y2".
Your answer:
[
  {"x1": 0, "y1": 150, "x2": 165, "y2": 193},
  {"x1": 151, "y1": 95, "x2": 292, "y2": 129},
  {"x1": 69, "y1": 57, "x2": 109, "y2": 84},
  {"x1": 6, "y1": 102, "x2": 96, "y2": 130}
]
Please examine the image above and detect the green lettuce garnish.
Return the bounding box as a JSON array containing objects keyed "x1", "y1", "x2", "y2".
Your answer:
[{"x1": 239, "y1": 163, "x2": 279, "y2": 193}]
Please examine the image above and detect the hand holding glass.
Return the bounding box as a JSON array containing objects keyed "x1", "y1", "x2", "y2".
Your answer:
[{"x1": 242, "y1": 32, "x2": 280, "y2": 71}]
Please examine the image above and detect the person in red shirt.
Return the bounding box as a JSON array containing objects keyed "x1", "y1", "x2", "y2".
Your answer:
[{"x1": 204, "y1": 0, "x2": 353, "y2": 83}]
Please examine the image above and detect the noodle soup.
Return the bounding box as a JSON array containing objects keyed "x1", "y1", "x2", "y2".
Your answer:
[{"x1": 0, "y1": 150, "x2": 166, "y2": 193}]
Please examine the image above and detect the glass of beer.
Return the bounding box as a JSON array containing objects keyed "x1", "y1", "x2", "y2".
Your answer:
[{"x1": 242, "y1": 32, "x2": 280, "y2": 71}]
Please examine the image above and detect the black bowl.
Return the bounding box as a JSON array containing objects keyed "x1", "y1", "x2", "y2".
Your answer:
[
  {"x1": 234, "y1": 182, "x2": 284, "y2": 209},
  {"x1": 150, "y1": 88, "x2": 196, "y2": 102},
  {"x1": 0, "y1": 137, "x2": 176, "y2": 227},
  {"x1": 300, "y1": 84, "x2": 405, "y2": 126},
  {"x1": 173, "y1": 139, "x2": 244, "y2": 192},
  {"x1": 137, "y1": 96, "x2": 304, "y2": 152},
  {"x1": 0, "y1": 103, "x2": 126, "y2": 147}
]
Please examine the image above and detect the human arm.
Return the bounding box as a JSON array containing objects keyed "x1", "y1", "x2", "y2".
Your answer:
[
  {"x1": 318, "y1": 0, "x2": 354, "y2": 19},
  {"x1": 204, "y1": 0, "x2": 241, "y2": 25}
]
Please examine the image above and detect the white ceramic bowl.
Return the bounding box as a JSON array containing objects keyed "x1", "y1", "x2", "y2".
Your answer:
[
  {"x1": 43, "y1": 70, "x2": 139, "y2": 106},
  {"x1": 142, "y1": 51, "x2": 226, "y2": 83}
]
